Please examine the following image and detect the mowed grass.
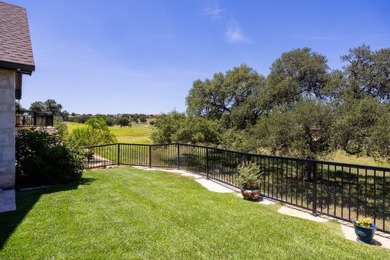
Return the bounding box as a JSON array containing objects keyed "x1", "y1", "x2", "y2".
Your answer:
[
  {"x1": 0, "y1": 167, "x2": 388, "y2": 259},
  {"x1": 66, "y1": 122, "x2": 153, "y2": 144},
  {"x1": 110, "y1": 125, "x2": 153, "y2": 144},
  {"x1": 66, "y1": 121, "x2": 87, "y2": 132}
]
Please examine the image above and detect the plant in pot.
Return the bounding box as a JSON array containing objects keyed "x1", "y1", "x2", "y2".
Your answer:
[
  {"x1": 236, "y1": 161, "x2": 262, "y2": 201},
  {"x1": 353, "y1": 217, "x2": 376, "y2": 244}
]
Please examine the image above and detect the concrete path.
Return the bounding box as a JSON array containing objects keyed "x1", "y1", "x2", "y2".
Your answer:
[
  {"x1": 277, "y1": 206, "x2": 328, "y2": 223},
  {"x1": 133, "y1": 166, "x2": 237, "y2": 193},
  {"x1": 132, "y1": 166, "x2": 390, "y2": 249}
]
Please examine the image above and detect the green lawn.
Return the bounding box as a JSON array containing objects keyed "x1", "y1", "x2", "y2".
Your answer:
[{"x1": 0, "y1": 167, "x2": 388, "y2": 259}]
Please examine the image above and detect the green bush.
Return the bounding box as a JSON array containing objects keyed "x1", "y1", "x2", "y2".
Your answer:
[
  {"x1": 151, "y1": 112, "x2": 221, "y2": 145},
  {"x1": 15, "y1": 129, "x2": 84, "y2": 188},
  {"x1": 54, "y1": 116, "x2": 69, "y2": 138},
  {"x1": 68, "y1": 117, "x2": 116, "y2": 146}
]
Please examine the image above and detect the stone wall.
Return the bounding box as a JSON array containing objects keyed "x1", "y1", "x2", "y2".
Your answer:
[{"x1": 0, "y1": 69, "x2": 16, "y2": 212}]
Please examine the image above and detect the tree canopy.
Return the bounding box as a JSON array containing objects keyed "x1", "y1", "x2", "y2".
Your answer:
[
  {"x1": 247, "y1": 101, "x2": 333, "y2": 159},
  {"x1": 154, "y1": 44, "x2": 390, "y2": 162},
  {"x1": 265, "y1": 47, "x2": 329, "y2": 107},
  {"x1": 151, "y1": 111, "x2": 221, "y2": 145},
  {"x1": 186, "y1": 64, "x2": 266, "y2": 129},
  {"x1": 29, "y1": 99, "x2": 63, "y2": 115},
  {"x1": 331, "y1": 97, "x2": 387, "y2": 156},
  {"x1": 340, "y1": 45, "x2": 390, "y2": 102}
]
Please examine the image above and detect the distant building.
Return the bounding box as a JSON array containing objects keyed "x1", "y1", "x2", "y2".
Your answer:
[{"x1": 0, "y1": 1, "x2": 35, "y2": 212}]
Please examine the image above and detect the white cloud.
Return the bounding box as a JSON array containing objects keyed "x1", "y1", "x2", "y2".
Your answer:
[
  {"x1": 201, "y1": 0, "x2": 224, "y2": 19},
  {"x1": 225, "y1": 20, "x2": 248, "y2": 43}
]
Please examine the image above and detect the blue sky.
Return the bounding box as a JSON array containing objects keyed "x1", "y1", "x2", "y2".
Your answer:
[{"x1": 12, "y1": 0, "x2": 390, "y2": 114}]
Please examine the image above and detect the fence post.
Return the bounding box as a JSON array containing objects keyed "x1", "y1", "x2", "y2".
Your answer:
[
  {"x1": 312, "y1": 161, "x2": 318, "y2": 216},
  {"x1": 117, "y1": 144, "x2": 121, "y2": 165},
  {"x1": 33, "y1": 111, "x2": 37, "y2": 126},
  {"x1": 177, "y1": 144, "x2": 180, "y2": 170},
  {"x1": 149, "y1": 145, "x2": 152, "y2": 168},
  {"x1": 206, "y1": 147, "x2": 209, "y2": 179}
]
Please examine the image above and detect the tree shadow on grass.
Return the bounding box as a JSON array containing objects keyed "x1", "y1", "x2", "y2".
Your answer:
[{"x1": 0, "y1": 177, "x2": 95, "y2": 249}]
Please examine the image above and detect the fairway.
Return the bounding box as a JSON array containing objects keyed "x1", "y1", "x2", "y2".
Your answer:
[
  {"x1": 110, "y1": 124, "x2": 153, "y2": 144},
  {"x1": 66, "y1": 122, "x2": 87, "y2": 132},
  {"x1": 67, "y1": 122, "x2": 153, "y2": 144}
]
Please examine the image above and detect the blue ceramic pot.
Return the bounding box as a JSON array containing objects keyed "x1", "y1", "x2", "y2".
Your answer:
[{"x1": 353, "y1": 221, "x2": 376, "y2": 244}]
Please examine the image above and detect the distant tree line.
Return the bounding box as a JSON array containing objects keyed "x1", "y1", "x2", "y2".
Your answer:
[
  {"x1": 17, "y1": 99, "x2": 155, "y2": 127},
  {"x1": 152, "y1": 44, "x2": 390, "y2": 162},
  {"x1": 67, "y1": 113, "x2": 154, "y2": 127}
]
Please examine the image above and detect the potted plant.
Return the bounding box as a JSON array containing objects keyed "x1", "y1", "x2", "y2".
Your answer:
[
  {"x1": 353, "y1": 217, "x2": 376, "y2": 244},
  {"x1": 236, "y1": 161, "x2": 262, "y2": 201}
]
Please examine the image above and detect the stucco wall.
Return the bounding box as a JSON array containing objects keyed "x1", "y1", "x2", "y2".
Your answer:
[{"x1": 0, "y1": 69, "x2": 16, "y2": 212}]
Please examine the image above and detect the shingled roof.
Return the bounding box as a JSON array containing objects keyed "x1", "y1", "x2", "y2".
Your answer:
[{"x1": 0, "y1": 1, "x2": 35, "y2": 74}]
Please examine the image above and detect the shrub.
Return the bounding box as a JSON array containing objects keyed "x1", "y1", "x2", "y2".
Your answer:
[
  {"x1": 68, "y1": 117, "x2": 116, "y2": 146},
  {"x1": 54, "y1": 116, "x2": 69, "y2": 138},
  {"x1": 117, "y1": 116, "x2": 130, "y2": 127},
  {"x1": 15, "y1": 129, "x2": 84, "y2": 188},
  {"x1": 236, "y1": 162, "x2": 262, "y2": 188}
]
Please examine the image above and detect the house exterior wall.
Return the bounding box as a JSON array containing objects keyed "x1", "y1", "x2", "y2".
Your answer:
[{"x1": 0, "y1": 69, "x2": 16, "y2": 212}]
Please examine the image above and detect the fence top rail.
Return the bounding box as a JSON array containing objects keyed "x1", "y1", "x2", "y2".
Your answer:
[
  {"x1": 117, "y1": 143, "x2": 152, "y2": 147},
  {"x1": 172, "y1": 143, "x2": 390, "y2": 172},
  {"x1": 86, "y1": 143, "x2": 390, "y2": 172},
  {"x1": 84, "y1": 143, "x2": 119, "y2": 149},
  {"x1": 16, "y1": 110, "x2": 53, "y2": 115}
]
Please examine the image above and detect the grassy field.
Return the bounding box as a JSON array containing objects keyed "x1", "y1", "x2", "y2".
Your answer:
[
  {"x1": 66, "y1": 121, "x2": 87, "y2": 132},
  {"x1": 110, "y1": 124, "x2": 153, "y2": 144},
  {"x1": 67, "y1": 122, "x2": 153, "y2": 144},
  {"x1": 1, "y1": 167, "x2": 388, "y2": 259},
  {"x1": 330, "y1": 150, "x2": 390, "y2": 167}
]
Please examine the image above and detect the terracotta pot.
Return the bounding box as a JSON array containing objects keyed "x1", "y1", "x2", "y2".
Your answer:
[{"x1": 240, "y1": 183, "x2": 261, "y2": 201}]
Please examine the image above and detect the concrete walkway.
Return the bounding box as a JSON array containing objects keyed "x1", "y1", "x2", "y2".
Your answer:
[{"x1": 132, "y1": 166, "x2": 390, "y2": 249}]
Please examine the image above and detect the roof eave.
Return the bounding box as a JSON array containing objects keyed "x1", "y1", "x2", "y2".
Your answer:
[{"x1": 0, "y1": 60, "x2": 35, "y2": 75}]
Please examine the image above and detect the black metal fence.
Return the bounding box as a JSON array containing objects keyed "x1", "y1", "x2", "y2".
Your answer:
[
  {"x1": 15, "y1": 111, "x2": 54, "y2": 127},
  {"x1": 85, "y1": 143, "x2": 390, "y2": 233}
]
